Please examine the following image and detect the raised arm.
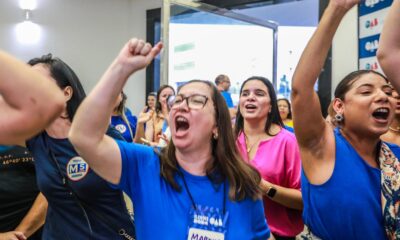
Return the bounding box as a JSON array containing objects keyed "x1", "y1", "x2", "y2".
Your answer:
[
  {"x1": 291, "y1": 0, "x2": 358, "y2": 147},
  {"x1": 69, "y1": 39, "x2": 162, "y2": 184},
  {"x1": 0, "y1": 51, "x2": 64, "y2": 145},
  {"x1": 377, "y1": 0, "x2": 400, "y2": 91}
]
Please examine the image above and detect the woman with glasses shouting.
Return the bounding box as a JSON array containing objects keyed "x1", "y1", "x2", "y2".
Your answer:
[{"x1": 69, "y1": 38, "x2": 271, "y2": 239}]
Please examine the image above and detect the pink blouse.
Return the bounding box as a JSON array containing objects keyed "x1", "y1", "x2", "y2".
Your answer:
[{"x1": 237, "y1": 129, "x2": 303, "y2": 237}]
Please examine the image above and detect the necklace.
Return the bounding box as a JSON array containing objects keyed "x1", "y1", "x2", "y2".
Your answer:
[
  {"x1": 389, "y1": 126, "x2": 400, "y2": 132},
  {"x1": 245, "y1": 134, "x2": 264, "y2": 154}
]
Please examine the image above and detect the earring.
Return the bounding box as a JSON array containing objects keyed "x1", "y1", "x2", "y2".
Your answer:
[
  {"x1": 334, "y1": 113, "x2": 343, "y2": 123},
  {"x1": 213, "y1": 132, "x2": 218, "y2": 140}
]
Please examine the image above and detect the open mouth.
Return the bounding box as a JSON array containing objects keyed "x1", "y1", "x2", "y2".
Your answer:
[
  {"x1": 175, "y1": 116, "x2": 190, "y2": 132},
  {"x1": 372, "y1": 107, "x2": 390, "y2": 120},
  {"x1": 245, "y1": 104, "x2": 257, "y2": 110}
]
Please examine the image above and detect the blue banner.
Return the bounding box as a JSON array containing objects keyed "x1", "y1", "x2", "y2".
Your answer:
[
  {"x1": 359, "y1": 0, "x2": 392, "y2": 16},
  {"x1": 359, "y1": 34, "x2": 380, "y2": 59}
]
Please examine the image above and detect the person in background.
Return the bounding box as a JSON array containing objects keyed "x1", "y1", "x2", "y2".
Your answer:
[
  {"x1": 215, "y1": 74, "x2": 237, "y2": 118},
  {"x1": 69, "y1": 38, "x2": 271, "y2": 239},
  {"x1": 112, "y1": 91, "x2": 137, "y2": 143},
  {"x1": 144, "y1": 85, "x2": 174, "y2": 146},
  {"x1": 381, "y1": 90, "x2": 400, "y2": 146},
  {"x1": 235, "y1": 76, "x2": 303, "y2": 239},
  {"x1": 0, "y1": 146, "x2": 46, "y2": 240},
  {"x1": 277, "y1": 98, "x2": 294, "y2": 132},
  {"x1": 292, "y1": 0, "x2": 399, "y2": 237},
  {"x1": 0, "y1": 50, "x2": 64, "y2": 146},
  {"x1": 25, "y1": 54, "x2": 135, "y2": 240},
  {"x1": 145, "y1": 92, "x2": 156, "y2": 112}
]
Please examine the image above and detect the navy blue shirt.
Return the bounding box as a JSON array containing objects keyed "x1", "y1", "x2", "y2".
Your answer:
[{"x1": 26, "y1": 128, "x2": 135, "y2": 240}]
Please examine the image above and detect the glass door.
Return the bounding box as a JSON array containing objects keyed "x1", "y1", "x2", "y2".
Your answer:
[{"x1": 161, "y1": 0, "x2": 277, "y2": 106}]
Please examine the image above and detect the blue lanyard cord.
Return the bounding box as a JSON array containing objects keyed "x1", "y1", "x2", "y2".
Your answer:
[{"x1": 179, "y1": 170, "x2": 227, "y2": 215}]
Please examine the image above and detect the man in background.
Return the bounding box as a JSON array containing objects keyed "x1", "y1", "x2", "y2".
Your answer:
[{"x1": 215, "y1": 74, "x2": 237, "y2": 118}]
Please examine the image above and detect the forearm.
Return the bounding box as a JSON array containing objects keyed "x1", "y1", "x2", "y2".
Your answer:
[
  {"x1": 15, "y1": 193, "x2": 47, "y2": 237},
  {"x1": 70, "y1": 39, "x2": 161, "y2": 183},
  {"x1": 291, "y1": 2, "x2": 354, "y2": 145},
  {"x1": 292, "y1": 4, "x2": 347, "y2": 94},
  {"x1": 0, "y1": 51, "x2": 63, "y2": 144},
  {"x1": 145, "y1": 120, "x2": 155, "y2": 142},
  {"x1": 261, "y1": 180, "x2": 303, "y2": 210},
  {"x1": 0, "y1": 51, "x2": 62, "y2": 108},
  {"x1": 71, "y1": 61, "x2": 131, "y2": 146},
  {"x1": 377, "y1": 0, "x2": 400, "y2": 91},
  {"x1": 133, "y1": 122, "x2": 146, "y2": 143}
]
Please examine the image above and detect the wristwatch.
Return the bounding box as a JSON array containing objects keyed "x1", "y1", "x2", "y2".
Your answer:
[{"x1": 266, "y1": 186, "x2": 277, "y2": 198}]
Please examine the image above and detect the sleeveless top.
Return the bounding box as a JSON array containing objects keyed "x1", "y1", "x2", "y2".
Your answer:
[{"x1": 302, "y1": 129, "x2": 387, "y2": 240}]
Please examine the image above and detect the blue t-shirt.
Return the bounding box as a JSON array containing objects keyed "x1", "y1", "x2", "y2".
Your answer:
[
  {"x1": 221, "y1": 91, "x2": 234, "y2": 108},
  {"x1": 112, "y1": 140, "x2": 270, "y2": 239},
  {"x1": 302, "y1": 129, "x2": 387, "y2": 239},
  {"x1": 111, "y1": 110, "x2": 137, "y2": 143},
  {"x1": 26, "y1": 129, "x2": 135, "y2": 240}
]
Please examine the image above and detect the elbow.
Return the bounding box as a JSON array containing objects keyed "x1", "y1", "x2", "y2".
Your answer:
[
  {"x1": 376, "y1": 48, "x2": 389, "y2": 68},
  {"x1": 69, "y1": 125, "x2": 99, "y2": 154},
  {"x1": 377, "y1": 46, "x2": 396, "y2": 72},
  {"x1": 290, "y1": 87, "x2": 301, "y2": 102}
]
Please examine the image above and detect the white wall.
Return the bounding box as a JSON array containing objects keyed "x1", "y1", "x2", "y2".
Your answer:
[
  {"x1": 126, "y1": 0, "x2": 161, "y2": 112},
  {"x1": 0, "y1": 0, "x2": 162, "y2": 114},
  {"x1": 332, "y1": 6, "x2": 358, "y2": 98}
]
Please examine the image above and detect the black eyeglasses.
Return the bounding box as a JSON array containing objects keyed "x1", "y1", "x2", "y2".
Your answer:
[{"x1": 168, "y1": 94, "x2": 209, "y2": 110}]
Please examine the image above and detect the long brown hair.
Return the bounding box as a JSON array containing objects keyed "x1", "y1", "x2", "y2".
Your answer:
[
  {"x1": 159, "y1": 80, "x2": 262, "y2": 201},
  {"x1": 115, "y1": 91, "x2": 133, "y2": 141},
  {"x1": 235, "y1": 76, "x2": 284, "y2": 138}
]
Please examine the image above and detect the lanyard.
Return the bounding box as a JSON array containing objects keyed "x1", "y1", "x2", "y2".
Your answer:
[{"x1": 179, "y1": 169, "x2": 227, "y2": 214}]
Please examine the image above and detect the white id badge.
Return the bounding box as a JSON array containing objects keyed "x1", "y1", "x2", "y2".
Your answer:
[
  {"x1": 187, "y1": 205, "x2": 228, "y2": 240},
  {"x1": 187, "y1": 228, "x2": 225, "y2": 240}
]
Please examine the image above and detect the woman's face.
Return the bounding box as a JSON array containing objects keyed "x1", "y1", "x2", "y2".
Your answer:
[
  {"x1": 392, "y1": 90, "x2": 400, "y2": 116},
  {"x1": 278, "y1": 99, "x2": 290, "y2": 121},
  {"x1": 159, "y1": 87, "x2": 174, "y2": 111},
  {"x1": 239, "y1": 79, "x2": 271, "y2": 122},
  {"x1": 147, "y1": 95, "x2": 156, "y2": 109},
  {"x1": 338, "y1": 73, "x2": 395, "y2": 136},
  {"x1": 169, "y1": 82, "x2": 216, "y2": 152}
]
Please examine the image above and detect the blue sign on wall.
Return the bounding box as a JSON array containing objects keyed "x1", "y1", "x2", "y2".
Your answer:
[
  {"x1": 359, "y1": 0, "x2": 392, "y2": 16},
  {"x1": 359, "y1": 34, "x2": 380, "y2": 58},
  {"x1": 358, "y1": 0, "x2": 393, "y2": 72}
]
